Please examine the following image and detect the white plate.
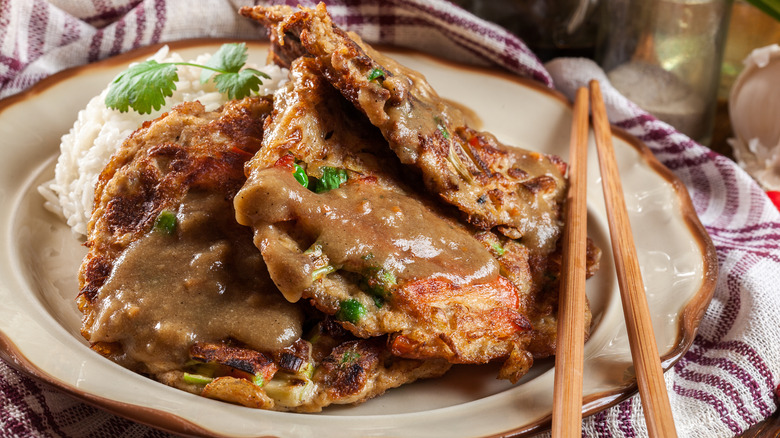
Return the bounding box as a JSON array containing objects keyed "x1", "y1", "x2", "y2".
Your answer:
[{"x1": 0, "y1": 40, "x2": 717, "y2": 437}]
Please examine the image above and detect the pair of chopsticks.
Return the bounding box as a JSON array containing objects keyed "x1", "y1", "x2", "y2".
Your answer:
[{"x1": 551, "y1": 80, "x2": 678, "y2": 438}]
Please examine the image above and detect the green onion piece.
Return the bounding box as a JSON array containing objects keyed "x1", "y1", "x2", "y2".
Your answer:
[
  {"x1": 303, "y1": 242, "x2": 323, "y2": 256},
  {"x1": 434, "y1": 116, "x2": 450, "y2": 140},
  {"x1": 264, "y1": 373, "x2": 315, "y2": 407},
  {"x1": 312, "y1": 264, "x2": 336, "y2": 281},
  {"x1": 252, "y1": 374, "x2": 266, "y2": 387},
  {"x1": 340, "y1": 350, "x2": 361, "y2": 364},
  {"x1": 337, "y1": 299, "x2": 367, "y2": 323},
  {"x1": 367, "y1": 67, "x2": 385, "y2": 82},
  {"x1": 182, "y1": 372, "x2": 214, "y2": 385},
  {"x1": 491, "y1": 242, "x2": 506, "y2": 256},
  {"x1": 293, "y1": 162, "x2": 309, "y2": 188},
  {"x1": 314, "y1": 167, "x2": 348, "y2": 193},
  {"x1": 154, "y1": 210, "x2": 177, "y2": 235},
  {"x1": 439, "y1": 125, "x2": 450, "y2": 139},
  {"x1": 307, "y1": 331, "x2": 322, "y2": 345},
  {"x1": 362, "y1": 267, "x2": 396, "y2": 302},
  {"x1": 379, "y1": 269, "x2": 396, "y2": 286},
  {"x1": 301, "y1": 362, "x2": 314, "y2": 379}
]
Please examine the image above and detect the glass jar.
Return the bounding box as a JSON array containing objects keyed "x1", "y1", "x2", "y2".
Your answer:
[
  {"x1": 451, "y1": 0, "x2": 601, "y2": 61},
  {"x1": 596, "y1": 0, "x2": 733, "y2": 144}
]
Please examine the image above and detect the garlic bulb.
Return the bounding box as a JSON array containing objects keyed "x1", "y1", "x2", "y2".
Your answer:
[{"x1": 729, "y1": 44, "x2": 780, "y2": 190}]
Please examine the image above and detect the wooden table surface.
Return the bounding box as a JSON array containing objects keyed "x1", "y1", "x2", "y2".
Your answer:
[{"x1": 738, "y1": 409, "x2": 780, "y2": 437}]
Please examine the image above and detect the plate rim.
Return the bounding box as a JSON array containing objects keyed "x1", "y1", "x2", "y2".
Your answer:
[
  {"x1": 575, "y1": 123, "x2": 719, "y2": 418},
  {"x1": 0, "y1": 38, "x2": 718, "y2": 438}
]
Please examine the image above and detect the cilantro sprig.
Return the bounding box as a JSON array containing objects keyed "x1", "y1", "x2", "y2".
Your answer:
[
  {"x1": 105, "y1": 43, "x2": 271, "y2": 114},
  {"x1": 291, "y1": 164, "x2": 349, "y2": 194}
]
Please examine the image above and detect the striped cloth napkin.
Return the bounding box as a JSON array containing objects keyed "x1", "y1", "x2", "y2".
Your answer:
[{"x1": 1, "y1": 1, "x2": 779, "y2": 437}]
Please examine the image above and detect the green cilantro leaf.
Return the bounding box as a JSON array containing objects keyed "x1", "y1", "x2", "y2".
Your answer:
[
  {"x1": 313, "y1": 167, "x2": 348, "y2": 193},
  {"x1": 105, "y1": 61, "x2": 178, "y2": 114},
  {"x1": 367, "y1": 67, "x2": 385, "y2": 82},
  {"x1": 201, "y1": 43, "x2": 271, "y2": 99},
  {"x1": 200, "y1": 42, "x2": 250, "y2": 82},
  {"x1": 213, "y1": 69, "x2": 264, "y2": 100},
  {"x1": 106, "y1": 43, "x2": 271, "y2": 114},
  {"x1": 244, "y1": 68, "x2": 271, "y2": 82}
]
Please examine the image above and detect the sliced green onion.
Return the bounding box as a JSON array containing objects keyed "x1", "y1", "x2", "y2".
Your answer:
[
  {"x1": 264, "y1": 372, "x2": 315, "y2": 408},
  {"x1": 300, "y1": 362, "x2": 314, "y2": 379},
  {"x1": 153, "y1": 210, "x2": 177, "y2": 235},
  {"x1": 340, "y1": 350, "x2": 361, "y2": 365},
  {"x1": 434, "y1": 116, "x2": 450, "y2": 140},
  {"x1": 312, "y1": 264, "x2": 336, "y2": 281},
  {"x1": 293, "y1": 162, "x2": 309, "y2": 188},
  {"x1": 337, "y1": 299, "x2": 367, "y2": 323},
  {"x1": 379, "y1": 269, "x2": 396, "y2": 286},
  {"x1": 303, "y1": 242, "x2": 323, "y2": 256},
  {"x1": 252, "y1": 374, "x2": 266, "y2": 387},
  {"x1": 307, "y1": 330, "x2": 322, "y2": 345},
  {"x1": 491, "y1": 242, "x2": 506, "y2": 256},
  {"x1": 182, "y1": 372, "x2": 214, "y2": 385},
  {"x1": 362, "y1": 267, "x2": 396, "y2": 302}
]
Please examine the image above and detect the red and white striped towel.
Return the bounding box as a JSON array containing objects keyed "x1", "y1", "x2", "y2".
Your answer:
[{"x1": 2, "y1": 1, "x2": 779, "y2": 437}]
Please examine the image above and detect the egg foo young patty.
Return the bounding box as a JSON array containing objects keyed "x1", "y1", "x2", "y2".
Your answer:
[
  {"x1": 65, "y1": 2, "x2": 601, "y2": 412},
  {"x1": 78, "y1": 96, "x2": 302, "y2": 379},
  {"x1": 77, "y1": 96, "x2": 449, "y2": 411}
]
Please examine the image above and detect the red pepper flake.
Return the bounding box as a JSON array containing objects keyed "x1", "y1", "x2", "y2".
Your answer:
[
  {"x1": 273, "y1": 153, "x2": 295, "y2": 170},
  {"x1": 229, "y1": 146, "x2": 254, "y2": 158}
]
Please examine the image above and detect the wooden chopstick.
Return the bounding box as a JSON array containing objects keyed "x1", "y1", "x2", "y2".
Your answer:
[
  {"x1": 551, "y1": 86, "x2": 590, "y2": 438},
  {"x1": 589, "y1": 79, "x2": 678, "y2": 438}
]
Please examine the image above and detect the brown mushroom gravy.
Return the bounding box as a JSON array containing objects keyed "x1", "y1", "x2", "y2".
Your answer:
[
  {"x1": 234, "y1": 167, "x2": 500, "y2": 303},
  {"x1": 86, "y1": 191, "x2": 303, "y2": 373},
  {"x1": 372, "y1": 47, "x2": 567, "y2": 255}
]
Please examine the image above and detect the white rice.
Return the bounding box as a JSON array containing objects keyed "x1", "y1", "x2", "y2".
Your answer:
[{"x1": 38, "y1": 46, "x2": 288, "y2": 237}]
